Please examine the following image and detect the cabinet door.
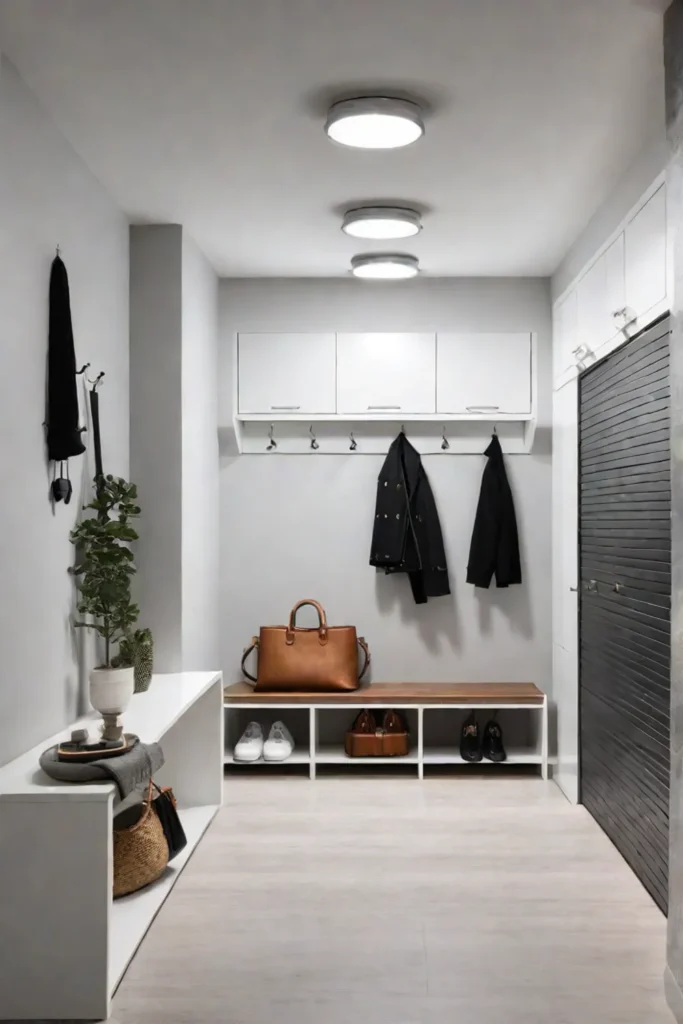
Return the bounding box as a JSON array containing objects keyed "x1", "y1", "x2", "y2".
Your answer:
[
  {"x1": 554, "y1": 288, "x2": 578, "y2": 381},
  {"x1": 604, "y1": 233, "x2": 625, "y2": 339},
  {"x1": 238, "y1": 333, "x2": 336, "y2": 414},
  {"x1": 436, "y1": 333, "x2": 531, "y2": 414},
  {"x1": 625, "y1": 185, "x2": 666, "y2": 323},
  {"x1": 336, "y1": 333, "x2": 436, "y2": 414},
  {"x1": 577, "y1": 256, "x2": 606, "y2": 353}
]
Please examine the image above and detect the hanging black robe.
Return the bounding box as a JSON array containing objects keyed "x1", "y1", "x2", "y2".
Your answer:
[
  {"x1": 467, "y1": 435, "x2": 522, "y2": 588},
  {"x1": 46, "y1": 255, "x2": 85, "y2": 462}
]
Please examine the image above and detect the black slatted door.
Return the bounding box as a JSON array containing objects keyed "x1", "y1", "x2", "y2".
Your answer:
[{"x1": 579, "y1": 316, "x2": 671, "y2": 914}]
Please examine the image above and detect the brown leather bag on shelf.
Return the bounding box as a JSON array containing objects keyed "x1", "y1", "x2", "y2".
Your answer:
[{"x1": 241, "y1": 599, "x2": 370, "y2": 693}]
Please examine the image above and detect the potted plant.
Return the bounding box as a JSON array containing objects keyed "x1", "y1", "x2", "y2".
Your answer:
[
  {"x1": 114, "y1": 627, "x2": 154, "y2": 693},
  {"x1": 70, "y1": 476, "x2": 141, "y2": 727}
]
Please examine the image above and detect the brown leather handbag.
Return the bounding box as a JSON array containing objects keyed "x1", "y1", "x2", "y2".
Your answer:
[{"x1": 241, "y1": 599, "x2": 370, "y2": 692}]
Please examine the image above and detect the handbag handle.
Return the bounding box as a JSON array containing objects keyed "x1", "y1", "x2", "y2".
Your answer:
[
  {"x1": 240, "y1": 634, "x2": 371, "y2": 686},
  {"x1": 286, "y1": 599, "x2": 328, "y2": 645}
]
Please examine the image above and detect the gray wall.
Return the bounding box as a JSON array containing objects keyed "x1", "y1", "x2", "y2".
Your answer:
[
  {"x1": 665, "y1": 3, "x2": 683, "y2": 1019},
  {"x1": 181, "y1": 232, "x2": 220, "y2": 671},
  {"x1": 219, "y1": 278, "x2": 552, "y2": 688},
  {"x1": 130, "y1": 225, "x2": 220, "y2": 673},
  {"x1": 130, "y1": 226, "x2": 184, "y2": 671},
  {"x1": 0, "y1": 57, "x2": 129, "y2": 766}
]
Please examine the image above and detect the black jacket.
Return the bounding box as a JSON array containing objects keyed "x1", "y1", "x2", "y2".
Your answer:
[
  {"x1": 46, "y1": 256, "x2": 86, "y2": 462},
  {"x1": 370, "y1": 433, "x2": 450, "y2": 605},
  {"x1": 467, "y1": 435, "x2": 521, "y2": 588}
]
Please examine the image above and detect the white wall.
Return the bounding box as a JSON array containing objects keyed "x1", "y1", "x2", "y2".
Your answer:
[
  {"x1": 219, "y1": 278, "x2": 552, "y2": 688},
  {"x1": 552, "y1": 127, "x2": 667, "y2": 300},
  {"x1": 0, "y1": 57, "x2": 129, "y2": 766},
  {"x1": 181, "y1": 233, "x2": 219, "y2": 671},
  {"x1": 130, "y1": 225, "x2": 183, "y2": 671},
  {"x1": 130, "y1": 224, "x2": 219, "y2": 673}
]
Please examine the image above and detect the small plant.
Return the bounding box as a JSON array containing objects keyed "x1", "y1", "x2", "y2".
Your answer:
[
  {"x1": 115, "y1": 627, "x2": 153, "y2": 666},
  {"x1": 70, "y1": 476, "x2": 141, "y2": 668}
]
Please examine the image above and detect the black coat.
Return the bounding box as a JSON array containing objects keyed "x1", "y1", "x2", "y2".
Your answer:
[
  {"x1": 370, "y1": 433, "x2": 450, "y2": 605},
  {"x1": 46, "y1": 256, "x2": 85, "y2": 462},
  {"x1": 467, "y1": 435, "x2": 521, "y2": 588}
]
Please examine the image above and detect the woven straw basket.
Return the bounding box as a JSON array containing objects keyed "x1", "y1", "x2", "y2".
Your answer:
[{"x1": 113, "y1": 782, "x2": 169, "y2": 898}]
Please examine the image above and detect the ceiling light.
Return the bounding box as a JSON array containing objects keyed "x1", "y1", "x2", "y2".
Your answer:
[
  {"x1": 325, "y1": 97, "x2": 424, "y2": 149},
  {"x1": 342, "y1": 206, "x2": 422, "y2": 240},
  {"x1": 351, "y1": 253, "x2": 420, "y2": 280}
]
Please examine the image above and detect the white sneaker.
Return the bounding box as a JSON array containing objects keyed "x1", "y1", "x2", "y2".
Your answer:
[
  {"x1": 233, "y1": 721, "x2": 264, "y2": 762},
  {"x1": 263, "y1": 721, "x2": 294, "y2": 762}
]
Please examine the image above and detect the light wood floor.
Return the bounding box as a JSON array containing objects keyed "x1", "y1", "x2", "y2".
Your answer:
[{"x1": 111, "y1": 773, "x2": 672, "y2": 1024}]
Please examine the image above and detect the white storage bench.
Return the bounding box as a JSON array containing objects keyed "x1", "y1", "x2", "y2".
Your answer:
[
  {"x1": 0, "y1": 671, "x2": 224, "y2": 1022},
  {"x1": 224, "y1": 682, "x2": 548, "y2": 781}
]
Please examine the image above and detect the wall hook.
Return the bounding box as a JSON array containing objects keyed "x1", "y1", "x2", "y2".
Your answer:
[
  {"x1": 76, "y1": 362, "x2": 90, "y2": 376},
  {"x1": 309, "y1": 425, "x2": 319, "y2": 450},
  {"x1": 400, "y1": 424, "x2": 406, "y2": 436},
  {"x1": 86, "y1": 370, "x2": 105, "y2": 391},
  {"x1": 266, "y1": 424, "x2": 277, "y2": 451},
  {"x1": 441, "y1": 426, "x2": 450, "y2": 451},
  {"x1": 55, "y1": 244, "x2": 61, "y2": 257},
  {"x1": 349, "y1": 431, "x2": 358, "y2": 451}
]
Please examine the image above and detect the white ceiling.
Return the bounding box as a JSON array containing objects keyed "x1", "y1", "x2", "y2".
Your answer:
[{"x1": 0, "y1": 0, "x2": 665, "y2": 277}]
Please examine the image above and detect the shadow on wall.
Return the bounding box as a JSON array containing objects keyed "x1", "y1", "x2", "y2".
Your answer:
[{"x1": 374, "y1": 569, "x2": 462, "y2": 656}]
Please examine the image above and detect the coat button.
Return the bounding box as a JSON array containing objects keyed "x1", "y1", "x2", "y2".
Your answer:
[
  {"x1": 384, "y1": 514, "x2": 388, "y2": 518},
  {"x1": 396, "y1": 514, "x2": 400, "y2": 519},
  {"x1": 384, "y1": 481, "x2": 388, "y2": 487},
  {"x1": 396, "y1": 483, "x2": 401, "y2": 489}
]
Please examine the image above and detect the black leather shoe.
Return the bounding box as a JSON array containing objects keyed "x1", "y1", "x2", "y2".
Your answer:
[
  {"x1": 460, "y1": 712, "x2": 482, "y2": 762},
  {"x1": 482, "y1": 719, "x2": 507, "y2": 762}
]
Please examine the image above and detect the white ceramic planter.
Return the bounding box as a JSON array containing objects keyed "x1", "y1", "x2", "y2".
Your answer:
[{"x1": 89, "y1": 666, "x2": 135, "y2": 717}]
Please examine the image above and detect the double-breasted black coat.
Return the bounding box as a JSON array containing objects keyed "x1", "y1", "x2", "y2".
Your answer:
[
  {"x1": 466, "y1": 434, "x2": 522, "y2": 588},
  {"x1": 370, "y1": 433, "x2": 450, "y2": 605}
]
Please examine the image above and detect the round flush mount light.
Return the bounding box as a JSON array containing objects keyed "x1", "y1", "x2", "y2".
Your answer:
[
  {"x1": 342, "y1": 206, "x2": 422, "y2": 240},
  {"x1": 351, "y1": 253, "x2": 420, "y2": 280},
  {"x1": 325, "y1": 97, "x2": 425, "y2": 149}
]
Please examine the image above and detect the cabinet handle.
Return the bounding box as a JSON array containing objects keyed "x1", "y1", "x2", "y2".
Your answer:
[
  {"x1": 466, "y1": 405, "x2": 500, "y2": 412},
  {"x1": 367, "y1": 405, "x2": 401, "y2": 410},
  {"x1": 270, "y1": 405, "x2": 301, "y2": 411}
]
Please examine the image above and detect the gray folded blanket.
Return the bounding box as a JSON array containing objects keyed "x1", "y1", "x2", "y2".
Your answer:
[{"x1": 39, "y1": 735, "x2": 164, "y2": 804}]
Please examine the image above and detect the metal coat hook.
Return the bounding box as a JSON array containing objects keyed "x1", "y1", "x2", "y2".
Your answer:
[
  {"x1": 87, "y1": 370, "x2": 105, "y2": 391},
  {"x1": 400, "y1": 424, "x2": 406, "y2": 436},
  {"x1": 309, "y1": 425, "x2": 319, "y2": 450},
  {"x1": 266, "y1": 424, "x2": 277, "y2": 451},
  {"x1": 349, "y1": 431, "x2": 358, "y2": 451},
  {"x1": 493, "y1": 424, "x2": 498, "y2": 436},
  {"x1": 76, "y1": 363, "x2": 90, "y2": 376},
  {"x1": 55, "y1": 244, "x2": 61, "y2": 257},
  {"x1": 441, "y1": 426, "x2": 450, "y2": 451}
]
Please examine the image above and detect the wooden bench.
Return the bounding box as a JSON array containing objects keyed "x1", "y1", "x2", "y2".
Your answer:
[{"x1": 224, "y1": 681, "x2": 548, "y2": 780}]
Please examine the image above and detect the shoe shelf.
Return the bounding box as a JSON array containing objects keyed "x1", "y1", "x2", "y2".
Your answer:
[{"x1": 224, "y1": 683, "x2": 548, "y2": 781}]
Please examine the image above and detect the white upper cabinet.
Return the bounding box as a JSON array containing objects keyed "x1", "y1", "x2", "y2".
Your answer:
[
  {"x1": 336, "y1": 333, "x2": 436, "y2": 414},
  {"x1": 577, "y1": 256, "x2": 606, "y2": 353},
  {"x1": 625, "y1": 184, "x2": 667, "y2": 324},
  {"x1": 604, "y1": 233, "x2": 625, "y2": 337},
  {"x1": 554, "y1": 288, "x2": 578, "y2": 382},
  {"x1": 238, "y1": 332, "x2": 336, "y2": 414},
  {"x1": 436, "y1": 333, "x2": 531, "y2": 415}
]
